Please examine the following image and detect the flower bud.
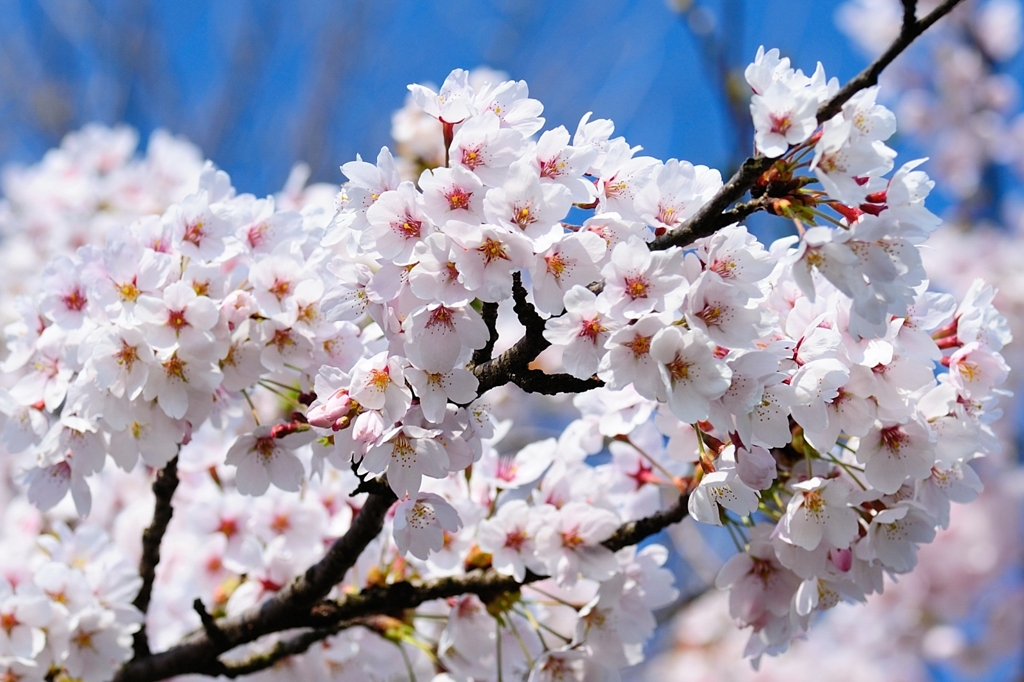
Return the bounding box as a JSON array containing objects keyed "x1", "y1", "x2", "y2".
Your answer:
[{"x1": 306, "y1": 389, "x2": 352, "y2": 428}]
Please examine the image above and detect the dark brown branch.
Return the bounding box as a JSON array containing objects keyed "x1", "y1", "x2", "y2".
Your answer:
[
  {"x1": 217, "y1": 623, "x2": 350, "y2": 679},
  {"x1": 604, "y1": 494, "x2": 690, "y2": 551},
  {"x1": 717, "y1": 196, "x2": 771, "y2": 228},
  {"x1": 650, "y1": 0, "x2": 966, "y2": 252},
  {"x1": 307, "y1": 493, "x2": 691, "y2": 629},
  {"x1": 471, "y1": 301, "x2": 500, "y2": 367},
  {"x1": 131, "y1": 456, "x2": 180, "y2": 659},
  {"x1": 473, "y1": 340, "x2": 604, "y2": 396},
  {"x1": 471, "y1": 273, "x2": 606, "y2": 396},
  {"x1": 114, "y1": 489, "x2": 396, "y2": 682},
  {"x1": 473, "y1": 333, "x2": 547, "y2": 395},
  {"x1": 649, "y1": 156, "x2": 776, "y2": 251},
  {"x1": 349, "y1": 474, "x2": 391, "y2": 497},
  {"x1": 901, "y1": 0, "x2": 919, "y2": 33},
  {"x1": 193, "y1": 599, "x2": 229, "y2": 650},
  {"x1": 508, "y1": 369, "x2": 604, "y2": 395},
  {"x1": 308, "y1": 569, "x2": 528, "y2": 627},
  {"x1": 473, "y1": 335, "x2": 602, "y2": 391},
  {"x1": 473, "y1": 274, "x2": 551, "y2": 394},
  {"x1": 511, "y1": 272, "x2": 545, "y2": 333},
  {"x1": 817, "y1": 0, "x2": 963, "y2": 123},
  {"x1": 116, "y1": 491, "x2": 688, "y2": 681},
  {"x1": 283, "y1": 489, "x2": 397, "y2": 605}
]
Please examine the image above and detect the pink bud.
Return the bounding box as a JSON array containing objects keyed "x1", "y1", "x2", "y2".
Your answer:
[
  {"x1": 831, "y1": 202, "x2": 863, "y2": 222},
  {"x1": 306, "y1": 389, "x2": 352, "y2": 428},
  {"x1": 353, "y1": 410, "x2": 384, "y2": 443},
  {"x1": 829, "y1": 547, "x2": 853, "y2": 572},
  {"x1": 270, "y1": 421, "x2": 311, "y2": 439},
  {"x1": 221, "y1": 290, "x2": 258, "y2": 325}
]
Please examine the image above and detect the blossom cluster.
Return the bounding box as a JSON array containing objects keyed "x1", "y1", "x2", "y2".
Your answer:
[
  {"x1": 839, "y1": 0, "x2": 1024, "y2": 205},
  {"x1": 0, "y1": 44, "x2": 1013, "y2": 682},
  {"x1": 0, "y1": 125, "x2": 206, "y2": 306},
  {"x1": 0, "y1": 112, "x2": 680, "y2": 678},
  {"x1": 0, "y1": 520, "x2": 142, "y2": 682},
  {"x1": 647, "y1": 473, "x2": 1024, "y2": 681}
]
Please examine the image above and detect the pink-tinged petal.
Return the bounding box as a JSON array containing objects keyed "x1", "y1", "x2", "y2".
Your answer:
[
  {"x1": 715, "y1": 552, "x2": 754, "y2": 590},
  {"x1": 26, "y1": 462, "x2": 71, "y2": 511},
  {"x1": 267, "y1": 451, "x2": 304, "y2": 492}
]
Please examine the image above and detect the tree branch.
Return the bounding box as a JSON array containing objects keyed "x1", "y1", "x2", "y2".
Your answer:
[
  {"x1": 217, "y1": 623, "x2": 350, "y2": 679},
  {"x1": 510, "y1": 272, "x2": 544, "y2": 333},
  {"x1": 506, "y1": 368, "x2": 604, "y2": 395},
  {"x1": 603, "y1": 493, "x2": 690, "y2": 552},
  {"x1": 115, "y1": 491, "x2": 687, "y2": 681},
  {"x1": 650, "y1": 0, "x2": 966, "y2": 252},
  {"x1": 473, "y1": 273, "x2": 558, "y2": 395},
  {"x1": 649, "y1": 157, "x2": 776, "y2": 251},
  {"x1": 817, "y1": 0, "x2": 963, "y2": 123},
  {"x1": 193, "y1": 599, "x2": 229, "y2": 650},
  {"x1": 307, "y1": 492, "x2": 692, "y2": 628},
  {"x1": 470, "y1": 273, "x2": 607, "y2": 396},
  {"x1": 114, "y1": 489, "x2": 396, "y2": 682},
  {"x1": 131, "y1": 456, "x2": 180, "y2": 659},
  {"x1": 471, "y1": 301, "x2": 500, "y2": 367},
  {"x1": 308, "y1": 568, "x2": 527, "y2": 627},
  {"x1": 472, "y1": 332, "x2": 548, "y2": 395},
  {"x1": 901, "y1": 0, "x2": 919, "y2": 33},
  {"x1": 472, "y1": 337, "x2": 604, "y2": 396},
  {"x1": 282, "y1": 488, "x2": 398, "y2": 604}
]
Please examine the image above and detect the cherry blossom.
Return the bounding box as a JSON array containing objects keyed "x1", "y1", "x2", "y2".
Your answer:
[
  {"x1": 0, "y1": 32, "x2": 1013, "y2": 681},
  {"x1": 543, "y1": 285, "x2": 619, "y2": 379},
  {"x1": 225, "y1": 425, "x2": 311, "y2": 496},
  {"x1": 393, "y1": 492, "x2": 463, "y2": 559}
]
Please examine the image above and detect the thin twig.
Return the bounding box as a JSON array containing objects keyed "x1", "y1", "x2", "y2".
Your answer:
[
  {"x1": 307, "y1": 493, "x2": 691, "y2": 629},
  {"x1": 472, "y1": 274, "x2": 551, "y2": 395},
  {"x1": 193, "y1": 599, "x2": 229, "y2": 650},
  {"x1": 217, "y1": 623, "x2": 351, "y2": 678},
  {"x1": 650, "y1": 0, "x2": 966, "y2": 252},
  {"x1": 649, "y1": 156, "x2": 775, "y2": 251},
  {"x1": 817, "y1": 0, "x2": 963, "y2": 123},
  {"x1": 131, "y1": 456, "x2": 180, "y2": 659},
  {"x1": 114, "y1": 489, "x2": 396, "y2": 682},
  {"x1": 603, "y1": 493, "x2": 690, "y2": 552}
]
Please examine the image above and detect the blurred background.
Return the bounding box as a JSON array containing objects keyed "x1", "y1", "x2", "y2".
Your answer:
[{"x1": 5, "y1": 0, "x2": 1024, "y2": 680}]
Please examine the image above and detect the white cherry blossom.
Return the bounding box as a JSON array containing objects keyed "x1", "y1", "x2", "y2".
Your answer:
[{"x1": 393, "y1": 492, "x2": 463, "y2": 559}]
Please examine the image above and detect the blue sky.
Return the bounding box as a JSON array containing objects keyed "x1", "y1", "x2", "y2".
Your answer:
[{"x1": 0, "y1": 0, "x2": 869, "y2": 195}]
